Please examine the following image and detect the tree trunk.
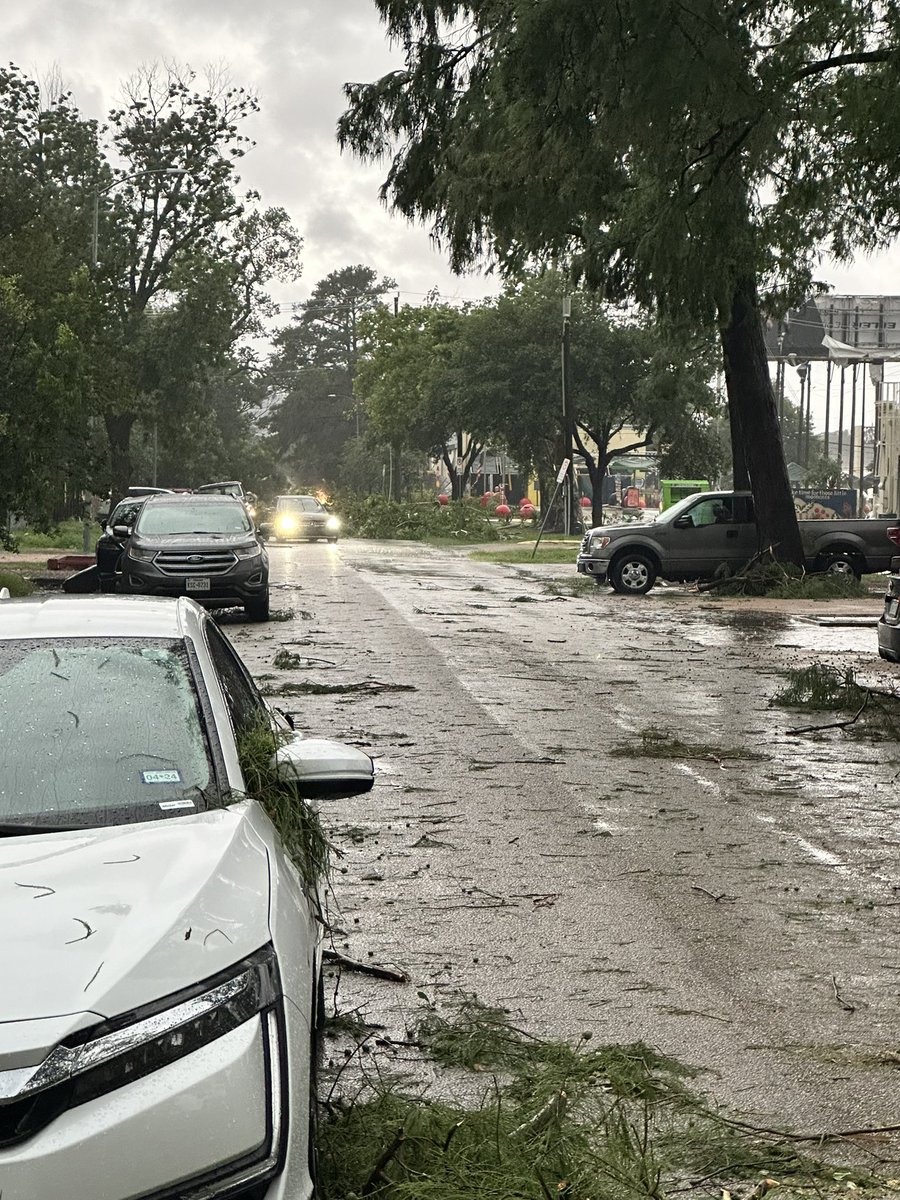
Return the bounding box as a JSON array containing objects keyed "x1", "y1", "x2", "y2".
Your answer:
[
  {"x1": 719, "y1": 276, "x2": 802, "y2": 564},
  {"x1": 105, "y1": 413, "x2": 136, "y2": 510}
]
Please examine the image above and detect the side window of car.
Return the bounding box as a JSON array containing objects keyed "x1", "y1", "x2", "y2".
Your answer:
[{"x1": 205, "y1": 622, "x2": 269, "y2": 740}]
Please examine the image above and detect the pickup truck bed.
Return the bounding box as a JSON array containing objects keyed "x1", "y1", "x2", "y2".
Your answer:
[{"x1": 576, "y1": 490, "x2": 899, "y2": 595}]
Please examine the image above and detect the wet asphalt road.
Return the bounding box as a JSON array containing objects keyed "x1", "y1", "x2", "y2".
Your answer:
[{"x1": 229, "y1": 538, "x2": 900, "y2": 1136}]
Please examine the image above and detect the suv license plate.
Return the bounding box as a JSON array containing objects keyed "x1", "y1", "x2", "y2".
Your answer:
[{"x1": 186, "y1": 576, "x2": 211, "y2": 591}]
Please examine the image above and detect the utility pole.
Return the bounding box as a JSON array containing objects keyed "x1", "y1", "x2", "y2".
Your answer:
[{"x1": 561, "y1": 296, "x2": 575, "y2": 535}]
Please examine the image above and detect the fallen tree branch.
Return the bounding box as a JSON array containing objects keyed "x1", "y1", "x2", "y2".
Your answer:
[
  {"x1": 696, "y1": 547, "x2": 773, "y2": 593},
  {"x1": 831, "y1": 973, "x2": 856, "y2": 1012},
  {"x1": 363, "y1": 1127, "x2": 406, "y2": 1194},
  {"x1": 323, "y1": 949, "x2": 408, "y2": 983},
  {"x1": 786, "y1": 691, "x2": 870, "y2": 736}
]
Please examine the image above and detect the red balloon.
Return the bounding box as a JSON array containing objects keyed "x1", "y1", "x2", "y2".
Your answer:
[{"x1": 438, "y1": 493, "x2": 450, "y2": 505}]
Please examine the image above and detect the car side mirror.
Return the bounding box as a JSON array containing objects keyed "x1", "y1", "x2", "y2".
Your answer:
[
  {"x1": 112, "y1": 525, "x2": 132, "y2": 538},
  {"x1": 97, "y1": 513, "x2": 109, "y2": 528},
  {"x1": 273, "y1": 735, "x2": 374, "y2": 799},
  {"x1": 673, "y1": 515, "x2": 693, "y2": 529}
]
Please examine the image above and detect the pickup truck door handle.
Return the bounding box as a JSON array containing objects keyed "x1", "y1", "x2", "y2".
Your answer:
[{"x1": 726, "y1": 529, "x2": 739, "y2": 538}]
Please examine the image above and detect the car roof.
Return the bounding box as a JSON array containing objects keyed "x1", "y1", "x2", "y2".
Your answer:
[
  {"x1": 277, "y1": 494, "x2": 317, "y2": 501},
  {"x1": 0, "y1": 595, "x2": 207, "y2": 642},
  {"x1": 142, "y1": 493, "x2": 244, "y2": 506}
]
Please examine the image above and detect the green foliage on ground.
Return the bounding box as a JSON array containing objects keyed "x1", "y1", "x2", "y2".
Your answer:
[
  {"x1": 236, "y1": 722, "x2": 330, "y2": 887},
  {"x1": 0, "y1": 570, "x2": 33, "y2": 596},
  {"x1": 708, "y1": 560, "x2": 869, "y2": 600},
  {"x1": 320, "y1": 992, "x2": 876, "y2": 1200},
  {"x1": 610, "y1": 727, "x2": 765, "y2": 762},
  {"x1": 340, "y1": 496, "x2": 502, "y2": 542},
  {"x1": 773, "y1": 664, "x2": 869, "y2": 712}
]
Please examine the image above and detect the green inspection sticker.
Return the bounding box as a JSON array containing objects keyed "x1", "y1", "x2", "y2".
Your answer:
[{"x1": 141, "y1": 769, "x2": 183, "y2": 785}]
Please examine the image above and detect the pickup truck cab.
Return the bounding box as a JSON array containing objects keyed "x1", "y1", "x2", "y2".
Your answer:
[{"x1": 576, "y1": 490, "x2": 899, "y2": 595}]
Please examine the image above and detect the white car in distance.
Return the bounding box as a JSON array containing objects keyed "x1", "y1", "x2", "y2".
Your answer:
[{"x1": 0, "y1": 595, "x2": 373, "y2": 1200}]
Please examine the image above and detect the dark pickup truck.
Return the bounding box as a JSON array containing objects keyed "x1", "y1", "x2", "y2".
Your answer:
[{"x1": 576, "y1": 490, "x2": 900, "y2": 595}]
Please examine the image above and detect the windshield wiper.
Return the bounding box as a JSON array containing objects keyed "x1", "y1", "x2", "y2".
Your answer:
[{"x1": 0, "y1": 822, "x2": 78, "y2": 836}]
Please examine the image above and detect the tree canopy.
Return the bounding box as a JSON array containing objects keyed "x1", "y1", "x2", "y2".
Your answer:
[{"x1": 340, "y1": 0, "x2": 900, "y2": 560}]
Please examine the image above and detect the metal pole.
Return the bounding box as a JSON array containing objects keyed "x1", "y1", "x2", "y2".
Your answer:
[
  {"x1": 561, "y1": 296, "x2": 573, "y2": 536},
  {"x1": 859, "y1": 366, "x2": 867, "y2": 515},
  {"x1": 848, "y1": 363, "x2": 858, "y2": 510},
  {"x1": 837, "y1": 366, "x2": 846, "y2": 474},
  {"x1": 803, "y1": 364, "x2": 813, "y2": 466},
  {"x1": 824, "y1": 361, "x2": 832, "y2": 465},
  {"x1": 796, "y1": 367, "x2": 805, "y2": 462}
]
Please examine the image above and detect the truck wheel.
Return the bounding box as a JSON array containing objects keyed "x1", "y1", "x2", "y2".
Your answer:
[
  {"x1": 609, "y1": 553, "x2": 657, "y2": 595},
  {"x1": 817, "y1": 551, "x2": 863, "y2": 580}
]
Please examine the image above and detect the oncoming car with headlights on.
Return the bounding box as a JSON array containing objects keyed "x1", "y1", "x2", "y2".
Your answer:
[
  {"x1": 268, "y1": 497, "x2": 340, "y2": 544},
  {"x1": 0, "y1": 594, "x2": 374, "y2": 1200}
]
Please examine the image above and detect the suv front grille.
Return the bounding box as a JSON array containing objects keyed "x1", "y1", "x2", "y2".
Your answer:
[{"x1": 154, "y1": 550, "x2": 237, "y2": 576}]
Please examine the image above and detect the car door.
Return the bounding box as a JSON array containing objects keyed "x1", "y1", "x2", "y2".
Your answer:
[
  {"x1": 97, "y1": 499, "x2": 143, "y2": 589},
  {"x1": 668, "y1": 495, "x2": 757, "y2": 577}
]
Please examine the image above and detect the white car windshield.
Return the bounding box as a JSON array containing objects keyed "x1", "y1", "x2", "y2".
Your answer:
[
  {"x1": 0, "y1": 639, "x2": 216, "y2": 828},
  {"x1": 137, "y1": 502, "x2": 252, "y2": 536},
  {"x1": 278, "y1": 497, "x2": 323, "y2": 513}
]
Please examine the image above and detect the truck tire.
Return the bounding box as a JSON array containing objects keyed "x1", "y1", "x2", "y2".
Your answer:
[
  {"x1": 609, "y1": 552, "x2": 657, "y2": 595},
  {"x1": 816, "y1": 550, "x2": 864, "y2": 580}
]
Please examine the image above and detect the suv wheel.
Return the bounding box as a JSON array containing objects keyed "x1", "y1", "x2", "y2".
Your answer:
[
  {"x1": 244, "y1": 593, "x2": 270, "y2": 621},
  {"x1": 609, "y1": 553, "x2": 657, "y2": 595}
]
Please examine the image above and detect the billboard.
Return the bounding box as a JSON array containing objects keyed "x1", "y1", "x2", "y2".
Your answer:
[{"x1": 792, "y1": 487, "x2": 858, "y2": 519}]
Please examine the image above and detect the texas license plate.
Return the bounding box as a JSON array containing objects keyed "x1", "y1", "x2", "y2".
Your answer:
[{"x1": 186, "y1": 576, "x2": 211, "y2": 591}]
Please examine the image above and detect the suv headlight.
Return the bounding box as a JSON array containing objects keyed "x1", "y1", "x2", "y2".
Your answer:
[
  {"x1": 235, "y1": 542, "x2": 263, "y2": 560},
  {"x1": 127, "y1": 545, "x2": 156, "y2": 562},
  {"x1": 1, "y1": 948, "x2": 280, "y2": 1121}
]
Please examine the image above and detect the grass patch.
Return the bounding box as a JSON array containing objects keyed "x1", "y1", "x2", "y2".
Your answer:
[
  {"x1": 13, "y1": 519, "x2": 86, "y2": 551},
  {"x1": 610, "y1": 727, "x2": 765, "y2": 762},
  {"x1": 470, "y1": 544, "x2": 581, "y2": 564},
  {"x1": 0, "y1": 570, "x2": 34, "y2": 596},
  {"x1": 320, "y1": 992, "x2": 876, "y2": 1200},
  {"x1": 236, "y1": 721, "x2": 330, "y2": 886}
]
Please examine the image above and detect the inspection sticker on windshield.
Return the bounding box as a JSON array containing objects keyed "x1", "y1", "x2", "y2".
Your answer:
[{"x1": 141, "y1": 769, "x2": 183, "y2": 785}]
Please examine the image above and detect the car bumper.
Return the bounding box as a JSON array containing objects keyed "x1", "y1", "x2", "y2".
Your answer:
[
  {"x1": 122, "y1": 564, "x2": 268, "y2": 607},
  {"x1": 0, "y1": 1014, "x2": 287, "y2": 1200},
  {"x1": 576, "y1": 555, "x2": 609, "y2": 581}
]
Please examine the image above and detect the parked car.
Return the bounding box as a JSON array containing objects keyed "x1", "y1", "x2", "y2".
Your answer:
[
  {"x1": 878, "y1": 575, "x2": 900, "y2": 662},
  {"x1": 118, "y1": 493, "x2": 271, "y2": 620},
  {"x1": 266, "y1": 495, "x2": 341, "y2": 543},
  {"x1": 0, "y1": 593, "x2": 374, "y2": 1199},
  {"x1": 577, "y1": 490, "x2": 899, "y2": 595}
]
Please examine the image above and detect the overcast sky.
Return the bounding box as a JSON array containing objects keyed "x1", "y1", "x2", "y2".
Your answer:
[{"x1": 4, "y1": 0, "x2": 900, "y2": 400}]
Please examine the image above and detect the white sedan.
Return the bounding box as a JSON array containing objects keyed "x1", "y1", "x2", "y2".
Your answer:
[{"x1": 0, "y1": 595, "x2": 373, "y2": 1200}]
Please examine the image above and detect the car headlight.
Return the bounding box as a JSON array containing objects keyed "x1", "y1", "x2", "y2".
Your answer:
[
  {"x1": 275, "y1": 515, "x2": 298, "y2": 534},
  {"x1": 1, "y1": 947, "x2": 280, "y2": 1118},
  {"x1": 590, "y1": 535, "x2": 611, "y2": 551},
  {"x1": 325, "y1": 516, "x2": 341, "y2": 532},
  {"x1": 235, "y1": 542, "x2": 263, "y2": 559},
  {"x1": 127, "y1": 545, "x2": 156, "y2": 561}
]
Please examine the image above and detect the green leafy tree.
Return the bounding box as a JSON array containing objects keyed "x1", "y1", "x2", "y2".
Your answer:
[
  {"x1": 340, "y1": 1, "x2": 900, "y2": 565},
  {"x1": 0, "y1": 66, "x2": 101, "y2": 525},
  {"x1": 357, "y1": 301, "x2": 476, "y2": 499},
  {"x1": 266, "y1": 265, "x2": 396, "y2": 486}
]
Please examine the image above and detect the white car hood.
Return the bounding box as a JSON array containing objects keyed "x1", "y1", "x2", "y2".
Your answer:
[{"x1": 0, "y1": 805, "x2": 271, "y2": 1031}]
